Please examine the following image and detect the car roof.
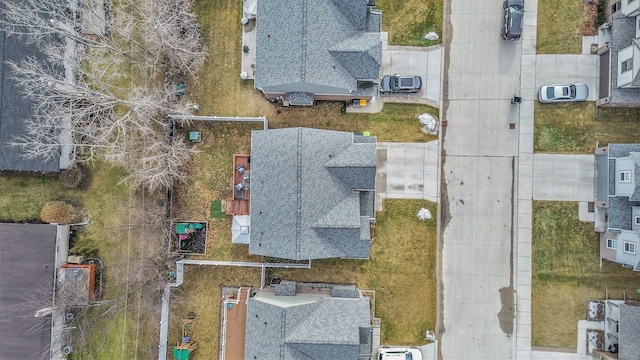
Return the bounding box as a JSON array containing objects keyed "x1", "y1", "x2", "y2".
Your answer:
[{"x1": 509, "y1": 11, "x2": 523, "y2": 34}]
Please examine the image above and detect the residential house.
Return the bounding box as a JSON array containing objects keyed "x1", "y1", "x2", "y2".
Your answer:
[
  {"x1": 594, "y1": 300, "x2": 640, "y2": 359},
  {"x1": 244, "y1": 281, "x2": 374, "y2": 360},
  {"x1": 0, "y1": 4, "x2": 61, "y2": 172},
  {"x1": 254, "y1": 0, "x2": 382, "y2": 105},
  {"x1": 0, "y1": 223, "x2": 70, "y2": 360},
  {"x1": 597, "y1": 0, "x2": 640, "y2": 107},
  {"x1": 249, "y1": 127, "x2": 376, "y2": 261},
  {"x1": 594, "y1": 144, "x2": 640, "y2": 270}
]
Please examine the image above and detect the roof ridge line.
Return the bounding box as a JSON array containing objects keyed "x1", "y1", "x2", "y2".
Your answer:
[
  {"x1": 301, "y1": 0, "x2": 307, "y2": 81},
  {"x1": 296, "y1": 128, "x2": 303, "y2": 258}
]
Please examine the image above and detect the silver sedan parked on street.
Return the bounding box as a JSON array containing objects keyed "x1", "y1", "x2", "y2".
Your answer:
[{"x1": 538, "y1": 83, "x2": 589, "y2": 103}]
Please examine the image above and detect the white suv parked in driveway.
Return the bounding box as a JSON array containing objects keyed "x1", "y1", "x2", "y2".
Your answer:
[{"x1": 377, "y1": 347, "x2": 423, "y2": 360}]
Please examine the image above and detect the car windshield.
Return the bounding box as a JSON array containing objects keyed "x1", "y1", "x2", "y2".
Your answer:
[
  {"x1": 546, "y1": 87, "x2": 555, "y2": 99},
  {"x1": 570, "y1": 85, "x2": 576, "y2": 98},
  {"x1": 390, "y1": 76, "x2": 399, "y2": 90},
  {"x1": 509, "y1": 4, "x2": 524, "y2": 11}
]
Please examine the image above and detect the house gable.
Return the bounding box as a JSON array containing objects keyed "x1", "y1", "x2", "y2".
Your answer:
[
  {"x1": 597, "y1": 14, "x2": 640, "y2": 106},
  {"x1": 616, "y1": 41, "x2": 640, "y2": 88},
  {"x1": 254, "y1": 0, "x2": 382, "y2": 100},
  {"x1": 622, "y1": 0, "x2": 640, "y2": 17},
  {"x1": 250, "y1": 128, "x2": 376, "y2": 260},
  {"x1": 244, "y1": 285, "x2": 373, "y2": 360},
  {"x1": 598, "y1": 144, "x2": 640, "y2": 270}
]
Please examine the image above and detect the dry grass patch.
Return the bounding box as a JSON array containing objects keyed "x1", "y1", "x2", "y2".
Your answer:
[
  {"x1": 532, "y1": 202, "x2": 640, "y2": 348},
  {"x1": 376, "y1": 0, "x2": 443, "y2": 46},
  {"x1": 537, "y1": 0, "x2": 583, "y2": 54},
  {"x1": 535, "y1": 102, "x2": 640, "y2": 153}
]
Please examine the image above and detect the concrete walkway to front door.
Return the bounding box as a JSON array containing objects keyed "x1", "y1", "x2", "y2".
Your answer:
[{"x1": 375, "y1": 141, "x2": 439, "y2": 211}]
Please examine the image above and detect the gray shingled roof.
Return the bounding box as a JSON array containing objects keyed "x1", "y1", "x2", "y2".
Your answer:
[
  {"x1": 245, "y1": 287, "x2": 372, "y2": 360},
  {"x1": 606, "y1": 14, "x2": 640, "y2": 105},
  {"x1": 609, "y1": 196, "x2": 640, "y2": 230},
  {"x1": 618, "y1": 302, "x2": 640, "y2": 360},
  {"x1": 0, "y1": 223, "x2": 57, "y2": 360},
  {"x1": 250, "y1": 128, "x2": 376, "y2": 260},
  {"x1": 254, "y1": 0, "x2": 382, "y2": 99},
  {"x1": 607, "y1": 144, "x2": 640, "y2": 231},
  {"x1": 0, "y1": 5, "x2": 60, "y2": 172}
]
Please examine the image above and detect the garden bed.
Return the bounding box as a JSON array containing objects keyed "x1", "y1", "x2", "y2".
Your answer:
[{"x1": 171, "y1": 221, "x2": 208, "y2": 254}]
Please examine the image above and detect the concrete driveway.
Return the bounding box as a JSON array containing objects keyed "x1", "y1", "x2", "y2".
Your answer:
[
  {"x1": 375, "y1": 141, "x2": 439, "y2": 211},
  {"x1": 532, "y1": 154, "x2": 595, "y2": 201},
  {"x1": 380, "y1": 32, "x2": 442, "y2": 107},
  {"x1": 534, "y1": 55, "x2": 598, "y2": 101}
]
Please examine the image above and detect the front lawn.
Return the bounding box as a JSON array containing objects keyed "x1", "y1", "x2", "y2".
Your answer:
[
  {"x1": 534, "y1": 102, "x2": 640, "y2": 153},
  {"x1": 532, "y1": 201, "x2": 640, "y2": 348},
  {"x1": 537, "y1": 0, "x2": 582, "y2": 54},
  {"x1": 377, "y1": 0, "x2": 443, "y2": 46},
  {"x1": 273, "y1": 199, "x2": 438, "y2": 345}
]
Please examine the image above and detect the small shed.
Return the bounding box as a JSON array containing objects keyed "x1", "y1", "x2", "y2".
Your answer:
[{"x1": 231, "y1": 215, "x2": 250, "y2": 244}]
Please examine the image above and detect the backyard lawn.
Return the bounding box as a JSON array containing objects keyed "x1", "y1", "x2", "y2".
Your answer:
[
  {"x1": 534, "y1": 102, "x2": 640, "y2": 153},
  {"x1": 532, "y1": 202, "x2": 640, "y2": 348},
  {"x1": 0, "y1": 162, "x2": 169, "y2": 359}
]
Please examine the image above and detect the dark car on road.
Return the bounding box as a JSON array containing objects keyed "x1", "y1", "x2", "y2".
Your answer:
[
  {"x1": 501, "y1": 0, "x2": 524, "y2": 41},
  {"x1": 380, "y1": 75, "x2": 422, "y2": 94}
]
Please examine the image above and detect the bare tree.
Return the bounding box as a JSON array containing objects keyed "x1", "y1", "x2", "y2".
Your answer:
[
  {"x1": 138, "y1": 0, "x2": 206, "y2": 79},
  {"x1": 1, "y1": 0, "x2": 205, "y2": 186},
  {"x1": 6, "y1": 32, "x2": 199, "y2": 192}
]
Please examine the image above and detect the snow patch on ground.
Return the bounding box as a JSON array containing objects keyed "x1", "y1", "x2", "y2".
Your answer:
[{"x1": 417, "y1": 208, "x2": 432, "y2": 220}]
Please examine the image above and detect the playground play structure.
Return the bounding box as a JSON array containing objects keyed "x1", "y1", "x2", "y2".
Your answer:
[{"x1": 173, "y1": 313, "x2": 200, "y2": 360}]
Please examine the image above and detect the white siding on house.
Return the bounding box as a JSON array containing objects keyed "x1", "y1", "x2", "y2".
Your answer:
[
  {"x1": 632, "y1": 206, "x2": 640, "y2": 227},
  {"x1": 616, "y1": 230, "x2": 640, "y2": 266},
  {"x1": 604, "y1": 300, "x2": 623, "y2": 349},
  {"x1": 623, "y1": 0, "x2": 640, "y2": 17},
  {"x1": 614, "y1": 157, "x2": 636, "y2": 195},
  {"x1": 617, "y1": 45, "x2": 635, "y2": 87}
]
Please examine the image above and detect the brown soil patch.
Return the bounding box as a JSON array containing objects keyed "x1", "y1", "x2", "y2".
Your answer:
[{"x1": 581, "y1": 0, "x2": 598, "y2": 36}]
